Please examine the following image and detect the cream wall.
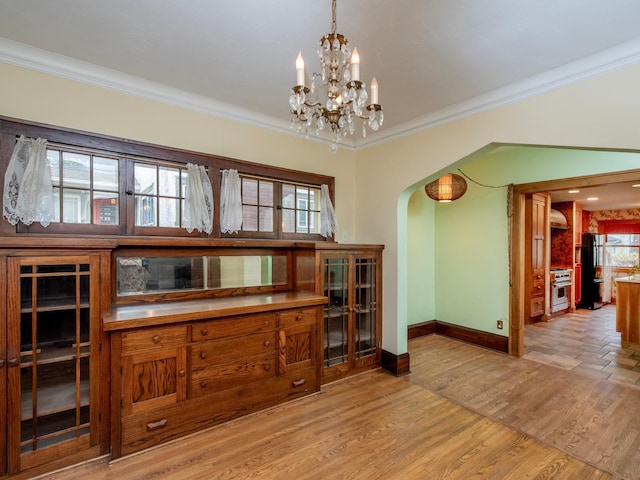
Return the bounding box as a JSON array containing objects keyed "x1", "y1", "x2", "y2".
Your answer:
[
  {"x1": 0, "y1": 62, "x2": 358, "y2": 243},
  {"x1": 3, "y1": 60, "x2": 640, "y2": 360}
]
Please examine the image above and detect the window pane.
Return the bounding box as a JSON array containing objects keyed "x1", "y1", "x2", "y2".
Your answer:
[
  {"x1": 62, "y1": 189, "x2": 91, "y2": 223},
  {"x1": 242, "y1": 205, "x2": 258, "y2": 231},
  {"x1": 93, "y1": 157, "x2": 119, "y2": 191},
  {"x1": 159, "y1": 197, "x2": 180, "y2": 228},
  {"x1": 310, "y1": 210, "x2": 320, "y2": 234},
  {"x1": 52, "y1": 187, "x2": 61, "y2": 222},
  {"x1": 282, "y1": 184, "x2": 295, "y2": 208},
  {"x1": 607, "y1": 246, "x2": 639, "y2": 267},
  {"x1": 282, "y1": 209, "x2": 295, "y2": 233},
  {"x1": 47, "y1": 150, "x2": 61, "y2": 187},
  {"x1": 135, "y1": 196, "x2": 157, "y2": 226},
  {"x1": 159, "y1": 167, "x2": 180, "y2": 197},
  {"x1": 309, "y1": 187, "x2": 319, "y2": 210},
  {"x1": 259, "y1": 206, "x2": 273, "y2": 232},
  {"x1": 242, "y1": 178, "x2": 258, "y2": 205},
  {"x1": 135, "y1": 164, "x2": 157, "y2": 195},
  {"x1": 62, "y1": 152, "x2": 90, "y2": 188},
  {"x1": 297, "y1": 210, "x2": 309, "y2": 233},
  {"x1": 93, "y1": 193, "x2": 119, "y2": 225},
  {"x1": 607, "y1": 234, "x2": 639, "y2": 245},
  {"x1": 259, "y1": 181, "x2": 273, "y2": 207}
]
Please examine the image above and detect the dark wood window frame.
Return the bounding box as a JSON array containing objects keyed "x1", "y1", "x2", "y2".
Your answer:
[{"x1": 0, "y1": 116, "x2": 335, "y2": 241}]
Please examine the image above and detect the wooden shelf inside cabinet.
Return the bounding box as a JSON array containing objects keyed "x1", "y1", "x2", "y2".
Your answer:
[
  {"x1": 21, "y1": 380, "x2": 90, "y2": 421},
  {"x1": 20, "y1": 301, "x2": 90, "y2": 313},
  {"x1": 20, "y1": 344, "x2": 91, "y2": 366}
]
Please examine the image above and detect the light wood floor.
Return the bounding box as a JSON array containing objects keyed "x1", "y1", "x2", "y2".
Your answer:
[{"x1": 35, "y1": 332, "x2": 640, "y2": 480}]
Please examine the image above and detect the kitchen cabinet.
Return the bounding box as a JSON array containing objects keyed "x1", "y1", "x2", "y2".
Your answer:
[
  {"x1": 525, "y1": 193, "x2": 548, "y2": 320},
  {"x1": 4, "y1": 253, "x2": 108, "y2": 476},
  {"x1": 107, "y1": 295, "x2": 324, "y2": 457},
  {"x1": 313, "y1": 245, "x2": 383, "y2": 384}
]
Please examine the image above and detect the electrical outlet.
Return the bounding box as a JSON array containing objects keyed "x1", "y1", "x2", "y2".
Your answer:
[{"x1": 497, "y1": 320, "x2": 504, "y2": 330}]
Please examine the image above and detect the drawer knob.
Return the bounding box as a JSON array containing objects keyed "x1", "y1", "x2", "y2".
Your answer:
[
  {"x1": 264, "y1": 340, "x2": 270, "y2": 347},
  {"x1": 152, "y1": 335, "x2": 161, "y2": 344},
  {"x1": 200, "y1": 351, "x2": 207, "y2": 359},
  {"x1": 146, "y1": 418, "x2": 168, "y2": 431},
  {"x1": 292, "y1": 378, "x2": 306, "y2": 387},
  {"x1": 200, "y1": 380, "x2": 208, "y2": 388},
  {"x1": 296, "y1": 315, "x2": 302, "y2": 321},
  {"x1": 263, "y1": 364, "x2": 271, "y2": 371},
  {"x1": 201, "y1": 329, "x2": 208, "y2": 336},
  {"x1": 7, "y1": 358, "x2": 18, "y2": 367},
  {"x1": 178, "y1": 369, "x2": 185, "y2": 377}
]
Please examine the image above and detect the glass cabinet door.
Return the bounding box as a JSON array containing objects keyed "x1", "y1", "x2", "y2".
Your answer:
[
  {"x1": 322, "y1": 257, "x2": 349, "y2": 367},
  {"x1": 7, "y1": 256, "x2": 99, "y2": 473}
]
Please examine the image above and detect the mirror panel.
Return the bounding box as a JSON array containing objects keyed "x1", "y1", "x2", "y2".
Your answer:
[{"x1": 117, "y1": 255, "x2": 288, "y2": 296}]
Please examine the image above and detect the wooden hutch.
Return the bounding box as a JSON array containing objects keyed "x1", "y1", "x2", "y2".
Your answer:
[{"x1": 0, "y1": 117, "x2": 384, "y2": 478}]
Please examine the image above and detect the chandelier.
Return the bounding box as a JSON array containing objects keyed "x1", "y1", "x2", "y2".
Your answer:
[{"x1": 289, "y1": 0, "x2": 383, "y2": 153}]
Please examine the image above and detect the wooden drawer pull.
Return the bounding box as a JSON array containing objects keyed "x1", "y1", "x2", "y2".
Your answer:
[
  {"x1": 296, "y1": 315, "x2": 302, "y2": 321},
  {"x1": 200, "y1": 351, "x2": 207, "y2": 359},
  {"x1": 7, "y1": 358, "x2": 18, "y2": 367},
  {"x1": 152, "y1": 335, "x2": 161, "y2": 344},
  {"x1": 292, "y1": 378, "x2": 306, "y2": 387},
  {"x1": 264, "y1": 340, "x2": 270, "y2": 347},
  {"x1": 178, "y1": 369, "x2": 186, "y2": 377},
  {"x1": 263, "y1": 364, "x2": 271, "y2": 371},
  {"x1": 146, "y1": 419, "x2": 168, "y2": 431},
  {"x1": 200, "y1": 329, "x2": 209, "y2": 336}
]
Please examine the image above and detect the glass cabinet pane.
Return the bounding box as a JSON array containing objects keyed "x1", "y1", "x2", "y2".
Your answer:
[
  {"x1": 323, "y1": 258, "x2": 349, "y2": 367},
  {"x1": 355, "y1": 257, "x2": 377, "y2": 359},
  {"x1": 15, "y1": 260, "x2": 93, "y2": 454}
]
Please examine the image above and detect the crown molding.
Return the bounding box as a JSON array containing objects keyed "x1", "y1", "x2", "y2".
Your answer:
[{"x1": 2, "y1": 37, "x2": 640, "y2": 152}]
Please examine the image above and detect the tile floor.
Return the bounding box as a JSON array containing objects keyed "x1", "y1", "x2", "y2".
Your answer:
[{"x1": 524, "y1": 303, "x2": 640, "y2": 388}]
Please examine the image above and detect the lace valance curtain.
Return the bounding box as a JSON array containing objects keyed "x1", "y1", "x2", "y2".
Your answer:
[
  {"x1": 220, "y1": 169, "x2": 242, "y2": 234},
  {"x1": 183, "y1": 163, "x2": 213, "y2": 234},
  {"x1": 320, "y1": 184, "x2": 339, "y2": 238},
  {"x1": 3, "y1": 135, "x2": 54, "y2": 227}
]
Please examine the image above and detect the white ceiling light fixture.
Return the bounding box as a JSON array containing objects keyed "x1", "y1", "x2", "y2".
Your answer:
[{"x1": 289, "y1": 0, "x2": 383, "y2": 153}]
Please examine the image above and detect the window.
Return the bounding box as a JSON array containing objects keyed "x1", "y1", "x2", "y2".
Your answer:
[
  {"x1": 2, "y1": 117, "x2": 334, "y2": 240},
  {"x1": 282, "y1": 184, "x2": 320, "y2": 235},
  {"x1": 133, "y1": 162, "x2": 187, "y2": 229},
  {"x1": 240, "y1": 176, "x2": 274, "y2": 233},
  {"x1": 47, "y1": 147, "x2": 119, "y2": 225},
  {"x1": 606, "y1": 234, "x2": 639, "y2": 267},
  {"x1": 230, "y1": 176, "x2": 323, "y2": 240}
]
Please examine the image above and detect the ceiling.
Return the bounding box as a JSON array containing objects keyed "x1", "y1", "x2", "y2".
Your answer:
[
  {"x1": 2, "y1": 1, "x2": 640, "y2": 150},
  {"x1": 550, "y1": 181, "x2": 640, "y2": 212},
  {"x1": 1, "y1": 1, "x2": 640, "y2": 211}
]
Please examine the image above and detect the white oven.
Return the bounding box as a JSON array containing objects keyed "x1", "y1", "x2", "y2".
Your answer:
[{"x1": 551, "y1": 269, "x2": 572, "y2": 313}]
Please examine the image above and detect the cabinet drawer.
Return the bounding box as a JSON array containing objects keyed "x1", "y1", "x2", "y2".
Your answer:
[
  {"x1": 530, "y1": 297, "x2": 544, "y2": 316},
  {"x1": 531, "y1": 280, "x2": 545, "y2": 297},
  {"x1": 277, "y1": 308, "x2": 318, "y2": 328},
  {"x1": 191, "y1": 313, "x2": 275, "y2": 341},
  {"x1": 121, "y1": 325, "x2": 188, "y2": 354},
  {"x1": 191, "y1": 332, "x2": 276, "y2": 396}
]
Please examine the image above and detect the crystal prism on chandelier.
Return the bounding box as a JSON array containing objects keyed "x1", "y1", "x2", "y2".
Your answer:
[{"x1": 289, "y1": 0, "x2": 383, "y2": 153}]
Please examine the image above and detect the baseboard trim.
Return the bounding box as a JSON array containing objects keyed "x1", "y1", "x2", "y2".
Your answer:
[
  {"x1": 381, "y1": 349, "x2": 411, "y2": 376},
  {"x1": 408, "y1": 320, "x2": 509, "y2": 354}
]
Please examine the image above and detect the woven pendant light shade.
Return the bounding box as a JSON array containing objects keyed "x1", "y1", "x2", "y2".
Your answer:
[{"x1": 425, "y1": 173, "x2": 467, "y2": 202}]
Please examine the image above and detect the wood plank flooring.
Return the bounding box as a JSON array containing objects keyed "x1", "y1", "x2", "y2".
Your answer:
[{"x1": 34, "y1": 332, "x2": 640, "y2": 480}]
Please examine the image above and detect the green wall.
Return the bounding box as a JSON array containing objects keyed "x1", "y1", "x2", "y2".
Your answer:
[{"x1": 408, "y1": 145, "x2": 640, "y2": 336}]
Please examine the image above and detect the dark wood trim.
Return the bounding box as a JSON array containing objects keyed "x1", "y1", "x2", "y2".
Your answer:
[
  {"x1": 381, "y1": 350, "x2": 411, "y2": 376},
  {"x1": 407, "y1": 320, "x2": 436, "y2": 339},
  {"x1": 408, "y1": 320, "x2": 509, "y2": 354}
]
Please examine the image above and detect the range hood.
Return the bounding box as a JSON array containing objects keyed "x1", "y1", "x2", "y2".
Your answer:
[{"x1": 550, "y1": 208, "x2": 568, "y2": 229}]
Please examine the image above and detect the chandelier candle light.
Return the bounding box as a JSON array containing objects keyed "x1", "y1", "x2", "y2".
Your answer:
[{"x1": 289, "y1": 0, "x2": 384, "y2": 153}]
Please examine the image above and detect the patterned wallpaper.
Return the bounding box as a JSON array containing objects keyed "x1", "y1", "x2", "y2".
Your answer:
[{"x1": 586, "y1": 208, "x2": 640, "y2": 232}]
